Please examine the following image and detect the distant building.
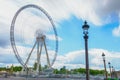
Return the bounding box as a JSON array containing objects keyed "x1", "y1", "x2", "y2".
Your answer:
[{"x1": 115, "y1": 71, "x2": 120, "y2": 78}]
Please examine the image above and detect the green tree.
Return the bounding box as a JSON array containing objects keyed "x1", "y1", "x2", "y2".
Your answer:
[
  {"x1": 60, "y1": 66, "x2": 66, "y2": 74},
  {"x1": 0, "y1": 67, "x2": 6, "y2": 71},
  {"x1": 13, "y1": 66, "x2": 22, "y2": 72},
  {"x1": 33, "y1": 62, "x2": 37, "y2": 70},
  {"x1": 90, "y1": 69, "x2": 105, "y2": 75},
  {"x1": 53, "y1": 69, "x2": 59, "y2": 74}
]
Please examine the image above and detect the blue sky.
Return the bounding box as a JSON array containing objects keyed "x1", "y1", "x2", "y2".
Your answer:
[{"x1": 0, "y1": 0, "x2": 120, "y2": 71}]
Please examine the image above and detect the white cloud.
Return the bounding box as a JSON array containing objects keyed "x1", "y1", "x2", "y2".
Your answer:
[
  {"x1": 0, "y1": 46, "x2": 18, "y2": 66},
  {"x1": 0, "y1": 44, "x2": 55, "y2": 65},
  {"x1": 2, "y1": 0, "x2": 119, "y2": 26},
  {"x1": 1, "y1": 45, "x2": 120, "y2": 70},
  {"x1": 0, "y1": 0, "x2": 63, "y2": 47},
  {"x1": 112, "y1": 13, "x2": 120, "y2": 37},
  {"x1": 1, "y1": 0, "x2": 120, "y2": 47},
  {"x1": 0, "y1": 0, "x2": 19, "y2": 25},
  {"x1": 53, "y1": 48, "x2": 120, "y2": 70},
  {"x1": 112, "y1": 26, "x2": 120, "y2": 37},
  {"x1": 46, "y1": 34, "x2": 62, "y2": 41}
]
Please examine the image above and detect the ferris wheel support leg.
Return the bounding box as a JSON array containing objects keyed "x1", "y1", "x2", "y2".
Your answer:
[
  {"x1": 36, "y1": 41, "x2": 40, "y2": 74},
  {"x1": 36, "y1": 41, "x2": 43, "y2": 75},
  {"x1": 25, "y1": 41, "x2": 37, "y2": 66},
  {"x1": 39, "y1": 43, "x2": 43, "y2": 73},
  {"x1": 24, "y1": 41, "x2": 37, "y2": 76},
  {"x1": 44, "y1": 41, "x2": 51, "y2": 68}
]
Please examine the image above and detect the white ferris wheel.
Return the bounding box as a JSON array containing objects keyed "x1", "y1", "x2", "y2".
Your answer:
[{"x1": 10, "y1": 4, "x2": 58, "y2": 74}]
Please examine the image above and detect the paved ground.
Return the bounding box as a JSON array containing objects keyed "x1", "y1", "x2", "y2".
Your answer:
[
  {"x1": 0, "y1": 78, "x2": 79, "y2": 80},
  {"x1": 0, "y1": 77, "x2": 103, "y2": 80}
]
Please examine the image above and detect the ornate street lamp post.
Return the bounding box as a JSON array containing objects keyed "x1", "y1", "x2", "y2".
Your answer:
[
  {"x1": 108, "y1": 62, "x2": 112, "y2": 78},
  {"x1": 112, "y1": 66, "x2": 117, "y2": 78},
  {"x1": 111, "y1": 66, "x2": 114, "y2": 78},
  {"x1": 102, "y1": 53, "x2": 108, "y2": 80},
  {"x1": 82, "y1": 21, "x2": 89, "y2": 80}
]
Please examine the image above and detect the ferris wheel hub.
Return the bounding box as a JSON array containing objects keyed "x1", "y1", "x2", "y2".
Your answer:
[{"x1": 36, "y1": 34, "x2": 46, "y2": 42}]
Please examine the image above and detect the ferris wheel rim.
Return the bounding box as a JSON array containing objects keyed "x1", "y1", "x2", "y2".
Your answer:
[{"x1": 10, "y1": 4, "x2": 58, "y2": 68}]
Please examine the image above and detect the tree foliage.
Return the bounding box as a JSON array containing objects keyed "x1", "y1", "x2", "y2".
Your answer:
[
  {"x1": 12, "y1": 66, "x2": 22, "y2": 72},
  {"x1": 0, "y1": 65, "x2": 105, "y2": 75},
  {"x1": 0, "y1": 66, "x2": 22, "y2": 72},
  {"x1": 53, "y1": 67, "x2": 105, "y2": 75}
]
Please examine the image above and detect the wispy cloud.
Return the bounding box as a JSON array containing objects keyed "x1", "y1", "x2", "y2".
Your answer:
[
  {"x1": 112, "y1": 26, "x2": 120, "y2": 37},
  {"x1": 112, "y1": 13, "x2": 120, "y2": 37},
  {"x1": 0, "y1": 44, "x2": 120, "y2": 70},
  {"x1": 1, "y1": 0, "x2": 120, "y2": 46},
  {"x1": 53, "y1": 48, "x2": 120, "y2": 70},
  {"x1": 1, "y1": 0, "x2": 119, "y2": 26}
]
